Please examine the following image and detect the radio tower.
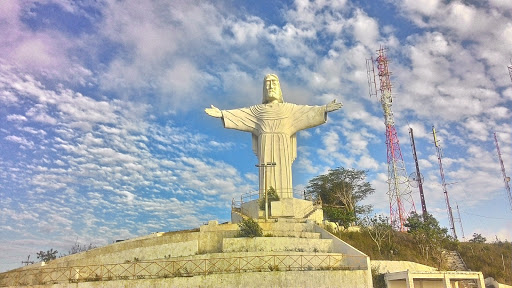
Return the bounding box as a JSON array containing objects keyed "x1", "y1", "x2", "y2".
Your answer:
[
  {"x1": 409, "y1": 127, "x2": 428, "y2": 218},
  {"x1": 432, "y1": 126, "x2": 457, "y2": 239},
  {"x1": 508, "y1": 61, "x2": 512, "y2": 82},
  {"x1": 494, "y1": 132, "x2": 512, "y2": 211},
  {"x1": 367, "y1": 48, "x2": 416, "y2": 231}
]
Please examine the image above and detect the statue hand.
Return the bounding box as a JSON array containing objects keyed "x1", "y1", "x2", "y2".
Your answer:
[
  {"x1": 326, "y1": 100, "x2": 343, "y2": 112},
  {"x1": 205, "y1": 105, "x2": 222, "y2": 118}
]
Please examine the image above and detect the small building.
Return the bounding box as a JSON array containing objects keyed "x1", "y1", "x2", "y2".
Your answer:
[{"x1": 384, "y1": 270, "x2": 485, "y2": 288}]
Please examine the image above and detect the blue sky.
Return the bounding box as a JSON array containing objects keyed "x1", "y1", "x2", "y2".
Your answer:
[{"x1": 1, "y1": 0, "x2": 512, "y2": 272}]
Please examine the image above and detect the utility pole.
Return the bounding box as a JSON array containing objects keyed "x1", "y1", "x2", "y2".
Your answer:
[
  {"x1": 22, "y1": 255, "x2": 34, "y2": 266},
  {"x1": 256, "y1": 162, "x2": 276, "y2": 221}
]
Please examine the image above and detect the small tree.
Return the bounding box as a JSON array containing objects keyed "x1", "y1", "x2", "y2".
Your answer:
[
  {"x1": 405, "y1": 212, "x2": 448, "y2": 263},
  {"x1": 238, "y1": 218, "x2": 263, "y2": 238},
  {"x1": 363, "y1": 214, "x2": 392, "y2": 255},
  {"x1": 469, "y1": 233, "x2": 486, "y2": 243},
  {"x1": 67, "y1": 241, "x2": 97, "y2": 255},
  {"x1": 36, "y1": 249, "x2": 58, "y2": 263}
]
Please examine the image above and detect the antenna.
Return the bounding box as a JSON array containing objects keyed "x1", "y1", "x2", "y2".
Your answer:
[
  {"x1": 432, "y1": 125, "x2": 457, "y2": 239},
  {"x1": 508, "y1": 60, "x2": 512, "y2": 83},
  {"x1": 455, "y1": 202, "x2": 465, "y2": 241},
  {"x1": 409, "y1": 127, "x2": 428, "y2": 218},
  {"x1": 366, "y1": 57, "x2": 378, "y2": 98},
  {"x1": 366, "y1": 47, "x2": 416, "y2": 231},
  {"x1": 493, "y1": 132, "x2": 512, "y2": 211},
  {"x1": 22, "y1": 255, "x2": 34, "y2": 266}
]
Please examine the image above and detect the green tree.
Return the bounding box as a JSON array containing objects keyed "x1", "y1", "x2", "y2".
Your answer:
[
  {"x1": 305, "y1": 167, "x2": 374, "y2": 227},
  {"x1": 469, "y1": 233, "x2": 486, "y2": 243},
  {"x1": 405, "y1": 212, "x2": 448, "y2": 264},
  {"x1": 259, "y1": 186, "x2": 279, "y2": 211},
  {"x1": 36, "y1": 249, "x2": 58, "y2": 263}
]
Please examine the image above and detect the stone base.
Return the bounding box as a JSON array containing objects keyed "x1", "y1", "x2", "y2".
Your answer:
[{"x1": 235, "y1": 198, "x2": 323, "y2": 223}]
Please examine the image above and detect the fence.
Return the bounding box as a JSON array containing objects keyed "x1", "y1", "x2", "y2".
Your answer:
[{"x1": 0, "y1": 254, "x2": 367, "y2": 286}]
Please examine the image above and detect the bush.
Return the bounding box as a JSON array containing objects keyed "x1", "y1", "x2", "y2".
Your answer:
[
  {"x1": 238, "y1": 218, "x2": 263, "y2": 238},
  {"x1": 37, "y1": 249, "x2": 58, "y2": 263}
]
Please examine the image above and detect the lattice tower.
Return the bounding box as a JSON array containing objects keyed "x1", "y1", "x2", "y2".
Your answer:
[
  {"x1": 432, "y1": 126, "x2": 457, "y2": 239},
  {"x1": 368, "y1": 48, "x2": 416, "y2": 231},
  {"x1": 508, "y1": 62, "x2": 512, "y2": 82},
  {"x1": 494, "y1": 132, "x2": 512, "y2": 211},
  {"x1": 409, "y1": 127, "x2": 428, "y2": 218}
]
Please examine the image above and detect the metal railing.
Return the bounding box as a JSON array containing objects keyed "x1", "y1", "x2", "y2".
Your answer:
[
  {"x1": 232, "y1": 190, "x2": 259, "y2": 211},
  {"x1": 232, "y1": 190, "x2": 322, "y2": 219},
  {"x1": 0, "y1": 254, "x2": 367, "y2": 286}
]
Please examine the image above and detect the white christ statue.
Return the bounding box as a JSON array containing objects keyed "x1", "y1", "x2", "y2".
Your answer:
[{"x1": 205, "y1": 74, "x2": 342, "y2": 199}]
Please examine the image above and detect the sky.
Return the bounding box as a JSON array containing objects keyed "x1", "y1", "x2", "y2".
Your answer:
[{"x1": 1, "y1": 0, "x2": 512, "y2": 272}]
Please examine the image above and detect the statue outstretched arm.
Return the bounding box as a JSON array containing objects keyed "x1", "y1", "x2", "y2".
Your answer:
[
  {"x1": 205, "y1": 105, "x2": 222, "y2": 118},
  {"x1": 326, "y1": 99, "x2": 343, "y2": 112}
]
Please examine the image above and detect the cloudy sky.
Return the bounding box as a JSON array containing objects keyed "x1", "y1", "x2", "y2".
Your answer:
[{"x1": 1, "y1": 0, "x2": 512, "y2": 272}]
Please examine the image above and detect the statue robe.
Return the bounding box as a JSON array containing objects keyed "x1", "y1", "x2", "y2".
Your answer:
[{"x1": 221, "y1": 102, "x2": 327, "y2": 199}]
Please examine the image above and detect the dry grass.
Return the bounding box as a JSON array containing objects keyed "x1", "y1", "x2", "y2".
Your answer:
[
  {"x1": 334, "y1": 229, "x2": 512, "y2": 285},
  {"x1": 457, "y1": 241, "x2": 512, "y2": 284}
]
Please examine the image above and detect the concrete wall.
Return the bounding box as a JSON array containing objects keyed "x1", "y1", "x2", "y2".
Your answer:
[
  {"x1": 198, "y1": 221, "x2": 239, "y2": 253},
  {"x1": 222, "y1": 237, "x2": 333, "y2": 253},
  {"x1": 1, "y1": 220, "x2": 375, "y2": 288},
  {"x1": 312, "y1": 224, "x2": 367, "y2": 260},
  {"x1": 12, "y1": 222, "x2": 239, "y2": 272},
  {"x1": 387, "y1": 279, "x2": 463, "y2": 288},
  {"x1": 312, "y1": 223, "x2": 372, "y2": 287},
  {"x1": 240, "y1": 200, "x2": 260, "y2": 219},
  {"x1": 16, "y1": 270, "x2": 371, "y2": 288},
  {"x1": 371, "y1": 260, "x2": 437, "y2": 274},
  {"x1": 238, "y1": 198, "x2": 323, "y2": 223}
]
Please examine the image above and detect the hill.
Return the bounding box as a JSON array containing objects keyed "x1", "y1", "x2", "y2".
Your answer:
[{"x1": 332, "y1": 228, "x2": 512, "y2": 285}]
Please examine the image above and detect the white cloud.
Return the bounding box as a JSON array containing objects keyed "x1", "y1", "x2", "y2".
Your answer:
[
  {"x1": 6, "y1": 114, "x2": 27, "y2": 122},
  {"x1": 401, "y1": 0, "x2": 440, "y2": 16},
  {"x1": 350, "y1": 9, "x2": 379, "y2": 47},
  {"x1": 4, "y1": 135, "x2": 34, "y2": 148}
]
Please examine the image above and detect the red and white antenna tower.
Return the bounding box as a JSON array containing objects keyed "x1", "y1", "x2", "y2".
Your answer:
[
  {"x1": 494, "y1": 132, "x2": 512, "y2": 211},
  {"x1": 432, "y1": 126, "x2": 457, "y2": 239},
  {"x1": 367, "y1": 48, "x2": 416, "y2": 231}
]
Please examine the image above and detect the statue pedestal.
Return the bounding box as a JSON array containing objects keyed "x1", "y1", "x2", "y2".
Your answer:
[{"x1": 234, "y1": 198, "x2": 323, "y2": 224}]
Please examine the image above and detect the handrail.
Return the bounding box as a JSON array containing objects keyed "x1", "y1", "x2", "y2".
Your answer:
[{"x1": 0, "y1": 253, "x2": 367, "y2": 286}]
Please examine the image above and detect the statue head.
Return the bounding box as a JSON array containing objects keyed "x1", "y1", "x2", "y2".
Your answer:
[{"x1": 262, "y1": 74, "x2": 283, "y2": 104}]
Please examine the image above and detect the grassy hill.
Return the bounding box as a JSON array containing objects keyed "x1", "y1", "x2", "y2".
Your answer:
[
  {"x1": 457, "y1": 241, "x2": 512, "y2": 283},
  {"x1": 332, "y1": 229, "x2": 512, "y2": 285}
]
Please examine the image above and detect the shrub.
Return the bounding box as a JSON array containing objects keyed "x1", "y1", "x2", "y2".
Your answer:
[{"x1": 238, "y1": 218, "x2": 263, "y2": 237}]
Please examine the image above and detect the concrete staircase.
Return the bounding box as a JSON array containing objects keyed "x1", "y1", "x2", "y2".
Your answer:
[
  {"x1": 442, "y1": 250, "x2": 478, "y2": 288},
  {"x1": 442, "y1": 250, "x2": 468, "y2": 271}
]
